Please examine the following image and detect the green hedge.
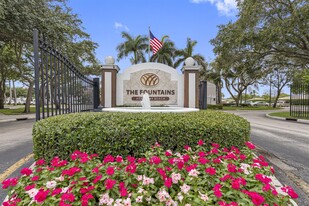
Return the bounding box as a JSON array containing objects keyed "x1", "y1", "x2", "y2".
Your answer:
[{"x1": 33, "y1": 111, "x2": 250, "y2": 162}]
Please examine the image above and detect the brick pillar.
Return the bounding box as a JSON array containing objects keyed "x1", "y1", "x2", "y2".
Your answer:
[
  {"x1": 182, "y1": 57, "x2": 201, "y2": 108},
  {"x1": 101, "y1": 56, "x2": 120, "y2": 108}
]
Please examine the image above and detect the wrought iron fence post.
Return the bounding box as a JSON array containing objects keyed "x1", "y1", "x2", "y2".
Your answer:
[
  {"x1": 93, "y1": 78, "x2": 100, "y2": 110},
  {"x1": 33, "y1": 29, "x2": 40, "y2": 121}
]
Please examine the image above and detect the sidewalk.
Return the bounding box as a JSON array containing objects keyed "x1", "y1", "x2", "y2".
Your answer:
[
  {"x1": 0, "y1": 113, "x2": 36, "y2": 123},
  {"x1": 266, "y1": 113, "x2": 309, "y2": 124}
]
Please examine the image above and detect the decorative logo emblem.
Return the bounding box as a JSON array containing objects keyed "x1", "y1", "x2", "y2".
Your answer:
[{"x1": 140, "y1": 73, "x2": 159, "y2": 86}]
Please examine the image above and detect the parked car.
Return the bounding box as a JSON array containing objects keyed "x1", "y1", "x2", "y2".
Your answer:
[{"x1": 252, "y1": 101, "x2": 269, "y2": 106}]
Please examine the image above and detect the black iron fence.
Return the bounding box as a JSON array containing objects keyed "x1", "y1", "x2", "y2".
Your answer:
[
  {"x1": 290, "y1": 82, "x2": 309, "y2": 118},
  {"x1": 33, "y1": 29, "x2": 100, "y2": 121}
]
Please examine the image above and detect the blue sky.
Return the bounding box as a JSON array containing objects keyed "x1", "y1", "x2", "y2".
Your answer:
[
  {"x1": 67, "y1": 0, "x2": 287, "y2": 98},
  {"x1": 67, "y1": 0, "x2": 237, "y2": 69}
]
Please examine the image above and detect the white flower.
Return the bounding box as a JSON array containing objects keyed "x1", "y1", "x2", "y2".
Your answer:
[
  {"x1": 99, "y1": 193, "x2": 110, "y2": 205},
  {"x1": 177, "y1": 192, "x2": 184, "y2": 202},
  {"x1": 180, "y1": 184, "x2": 190, "y2": 194},
  {"x1": 241, "y1": 163, "x2": 251, "y2": 175},
  {"x1": 62, "y1": 187, "x2": 69, "y2": 194},
  {"x1": 136, "y1": 196, "x2": 143, "y2": 203},
  {"x1": 107, "y1": 198, "x2": 114, "y2": 206},
  {"x1": 199, "y1": 191, "x2": 209, "y2": 201},
  {"x1": 137, "y1": 175, "x2": 143, "y2": 181},
  {"x1": 55, "y1": 176, "x2": 64, "y2": 181},
  {"x1": 188, "y1": 169, "x2": 200, "y2": 177},
  {"x1": 138, "y1": 188, "x2": 145, "y2": 194},
  {"x1": 25, "y1": 188, "x2": 39, "y2": 198},
  {"x1": 171, "y1": 173, "x2": 181, "y2": 184},
  {"x1": 46, "y1": 180, "x2": 57, "y2": 189},
  {"x1": 146, "y1": 197, "x2": 152, "y2": 204},
  {"x1": 123, "y1": 198, "x2": 131, "y2": 206},
  {"x1": 185, "y1": 204, "x2": 191, "y2": 206},
  {"x1": 114, "y1": 199, "x2": 123, "y2": 206},
  {"x1": 166, "y1": 198, "x2": 177, "y2": 206}
]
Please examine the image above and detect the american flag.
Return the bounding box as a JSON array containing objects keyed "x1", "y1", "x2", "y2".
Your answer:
[{"x1": 149, "y1": 30, "x2": 163, "y2": 54}]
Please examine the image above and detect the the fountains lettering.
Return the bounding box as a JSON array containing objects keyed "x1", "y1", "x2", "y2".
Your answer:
[{"x1": 126, "y1": 89, "x2": 175, "y2": 101}]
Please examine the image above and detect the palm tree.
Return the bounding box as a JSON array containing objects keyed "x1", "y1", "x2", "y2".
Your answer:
[
  {"x1": 150, "y1": 36, "x2": 176, "y2": 67},
  {"x1": 116, "y1": 32, "x2": 148, "y2": 64},
  {"x1": 174, "y1": 38, "x2": 206, "y2": 69}
]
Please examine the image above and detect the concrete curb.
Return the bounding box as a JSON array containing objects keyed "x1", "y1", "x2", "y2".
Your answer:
[
  {"x1": 0, "y1": 117, "x2": 35, "y2": 123},
  {"x1": 265, "y1": 114, "x2": 309, "y2": 124}
]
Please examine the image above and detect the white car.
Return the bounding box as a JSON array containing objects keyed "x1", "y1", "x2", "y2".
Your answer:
[{"x1": 252, "y1": 101, "x2": 269, "y2": 106}]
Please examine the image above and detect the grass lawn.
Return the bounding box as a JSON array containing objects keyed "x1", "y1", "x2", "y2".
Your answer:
[
  {"x1": 0, "y1": 107, "x2": 36, "y2": 115},
  {"x1": 268, "y1": 111, "x2": 309, "y2": 120},
  {"x1": 222, "y1": 106, "x2": 283, "y2": 110}
]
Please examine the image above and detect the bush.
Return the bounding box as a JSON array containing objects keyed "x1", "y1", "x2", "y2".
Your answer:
[
  {"x1": 33, "y1": 111, "x2": 250, "y2": 162},
  {"x1": 207, "y1": 104, "x2": 223, "y2": 110}
]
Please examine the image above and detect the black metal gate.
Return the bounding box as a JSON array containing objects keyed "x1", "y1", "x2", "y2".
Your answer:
[
  {"x1": 33, "y1": 29, "x2": 100, "y2": 121},
  {"x1": 290, "y1": 82, "x2": 309, "y2": 119}
]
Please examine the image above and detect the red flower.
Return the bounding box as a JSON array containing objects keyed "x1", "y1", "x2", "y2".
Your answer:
[
  {"x1": 157, "y1": 168, "x2": 167, "y2": 179},
  {"x1": 245, "y1": 141, "x2": 256, "y2": 150},
  {"x1": 1, "y1": 178, "x2": 18, "y2": 189},
  {"x1": 127, "y1": 156, "x2": 136, "y2": 163},
  {"x1": 164, "y1": 178, "x2": 173, "y2": 188},
  {"x1": 270, "y1": 166, "x2": 275, "y2": 174},
  {"x1": 227, "y1": 163, "x2": 237, "y2": 173},
  {"x1": 213, "y1": 184, "x2": 222, "y2": 198},
  {"x1": 93, "y1": 175, "x2": 102, "y2": 184},
  {"x1": 24, "y1": 184, "x2": 36, "y2": 191},
  {"x1": 105, "y1": 179, "x2": 116, "y2": 190},
  {"x1": 212, "y1": 143, "x2": 220, "y2": 148},
  {"x1": 205, "y1": 167, "x2": 216, "y2": 176},
  {"x1": 21, "y1": 168, "x2": 32, "y2": 176},
  {"x1": 106, "y1": 167, "x2": 115, "y2": 176},
  {"x1": 119, "y1": 182, "x2": 125, "y2": 189},
  {"x1": 198, "y1": 151, "x2": 206, "y2": 157},
  {"x1": 125, "y1": 163, "x2": 136, "y2": 174},
  {"x1": 150, "y1": 156, "x2": 161, "y2": 165},
  {"x1": 51, "y1": 188, "x2": 62, "y2": 196},
  {"x1": 220, "y1": 174, "x2": 232, "y2": 182},
  {"x1": 177, "y1": 161, "x2": 184, "y2": 170},
  {"x1": 31, "y1": 175, "x2": 40, "y2": 181},
  {"x1": 198, "y1": 157, "x2": 209, "y2": 165},
  {"x1": 184, "y1": 145, "x2": 191, "y2": 150},
  {"x1": 35, "y1": 159, "x2": 45, "y2": 166},
  {"x1": 119, "y1": 187, "x2": 128, "y2": 197},
  {"x1": 61, "y1": 193, "x2": 75, "y2": 202},
  {"x1": 92, "y1": 167, "x2": 99, "y2": 174},
  {"x1": 103, "y1": 155, "x2": 115, "y2": 164},
  {"x1": 183, "y1": 154, "x2": 190, "y2": 163},
  {"x1": 281, "y1": 186, "x2": 298, "y2": 199},
  {"x1": 137, "y1": 158, "x2": 147, "y2": 163},
  {"x1": 255, "y1": 174, "x2": 272, "y2": 185},
  {"x1": 62, "y1": 167, "x2": 81, "y2": 176},
  {"x1": 81, "y1": 193, "x2": 94, "y2": 206},
  {"x1": 243, "y1": 191, "x2": 265, "y2": 206},
  {"x1": 198, "y1": 139, "x2": 204, "y2": 146},
  {"x1": 34, "y1": 189, "x2": 50, "y2": 203},
  {"x1": 165, "y1": 151, "x2": 172, "y2": 156},
  {"x1": 116, "y1": 156, "x2": 123, "y2": 163},
  {"x1": 185, "y1": 164, "x2": 197, "y2": 172},
  {"x1": 168, "y1": 158, "x2": 175, "y2": 165},
  {"x1": 239, "y1": 154, "x2": 247, "y2": 161}
]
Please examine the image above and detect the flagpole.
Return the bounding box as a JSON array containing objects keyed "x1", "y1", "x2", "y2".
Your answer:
[{"x1": 148, "y1": 26, "x2": 150, "y2": 62}]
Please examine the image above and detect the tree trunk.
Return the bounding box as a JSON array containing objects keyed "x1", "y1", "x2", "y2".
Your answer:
[
  {"x1": 24, "y1": 81, "x2": 34, "y2": 113},
  {"x1": 0, "y1": 80, "x2": 5, "y2": 109},
  {"x1": 8, "y1": 80, "x2": 12, "y2": 104},
  {"x1": 272, "y1": 88, "x2": 282, "y2": 108},
  {"x1": 13, "y1": 81, "x2": 16, "y2": 105},
  {"x1": 217, "y1": 83, "x2": 222, "y2": 104}
]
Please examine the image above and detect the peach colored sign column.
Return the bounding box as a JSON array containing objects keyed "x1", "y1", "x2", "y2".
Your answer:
[
  {"x1": 182, "y1": 57, "x2": 201, "y2": 108},
  {"x1": 101, "y1": 56, "x2": 120, "y2": 108}
]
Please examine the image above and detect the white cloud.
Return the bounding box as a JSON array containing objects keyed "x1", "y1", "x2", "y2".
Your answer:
[
  {"x1": 114, "y1": 22, "x2": 129, "y2": 31},
  {"x1": 190, "y1": 0, "x2": 238, "y2": 16}
]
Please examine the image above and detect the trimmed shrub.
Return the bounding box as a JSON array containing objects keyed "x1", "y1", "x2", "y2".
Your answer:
[
  {"x1": 33, "y1": 111, "x2": 250, "y2": 162},
  {"x1": 207, "y1": 104, "x2": 223, "y2": 110}
]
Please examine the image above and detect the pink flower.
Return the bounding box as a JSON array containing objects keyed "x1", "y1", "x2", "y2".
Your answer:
[
  {"x1": 21, "y1": 168, "x2": 32, "y2": 176},
  {"x1": 183, "y1": 154, "x2": 190, "y2": 163},
  {"x1": 31, "y1": 175, "x2": 40, "y2": 181},
  {"x1": 245, "y1": 141, "x2": 256, "y2": 150},
  {"x1": 220, "y1": 174, "x2": 232, "y2": 182},
  {"x1": 62, "y1": 167, "x2": 81, "y2": 176},
  {"x1": 165, "y1": 150, "x2": 172, "y2": 156},
  {"x1": 198, "y1": 139, "x2": 204, "y2": 146},
  {"x1": 106, "y1": 167, "x2": 115, "y2": 176},
  {"x1": 61, "y1": 193, "x2": 75, "y2": 202},
  {"x1": 164, "y1": 178, "x2": 173, "y2": 188},
  {"x1": 270, "y1": 166, "x2": 275, "y2": 174},
  {"x1": 198, "y1": 151, "x2": 206, "y2": 157},
  {"x1": 138, "y1": 158, "x2": 147, "y2": 163},
  {"x1": 243, "y1": 191, "x2": 265, "y2": 206},
  {"x1": 205, "y1": 167, "x2": 216, "y2": 176},
  {"x1": 92, "y1": 167, "x2": 99, "y2": 174},
  {"x1": 255, "y1": 174, "x2": 272, "y2": 185},
  {"x1": 212, "y1": 143, "x2": 220, "y2": 148},
  {"x1": 227, "y1": 163, "x2": 237, "y2": 173},
  {"x1": 239, "y1": 154, "x2": 247, "y2": 161},
  {"x1": 81, "y1": 193, "x2": 94, "y2": 206},
  {"x1": 127, "y1": 156, "x2": 136, "y2": 163},
  {"x1": 105, "y1": 179, "x2": 116, "y2": 190},
  {"x1": 34, "y1": 189, "x2": 49, "y2": 203},
  {"x1": 150, "y1": 156, "x2": 161, "y2": 164},
  {"x1": 184, "y1": 145, "x2": 191, "y2": 150}
]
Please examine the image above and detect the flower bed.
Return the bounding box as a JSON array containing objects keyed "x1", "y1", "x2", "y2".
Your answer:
[{"x1": 2, "y1": 141, "x2": 298, "y2": 206}]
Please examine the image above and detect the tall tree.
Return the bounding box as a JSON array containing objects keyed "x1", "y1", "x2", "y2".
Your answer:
[
  {"x1": 174, "y1": 38, "x2": 206, "y2": 69},
  {"x1": 116, "y1": 31, "x2": 148, "y2": 65},
  {"x1": 150, "y1": 36, "x2": 176, "y2": 67}
]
